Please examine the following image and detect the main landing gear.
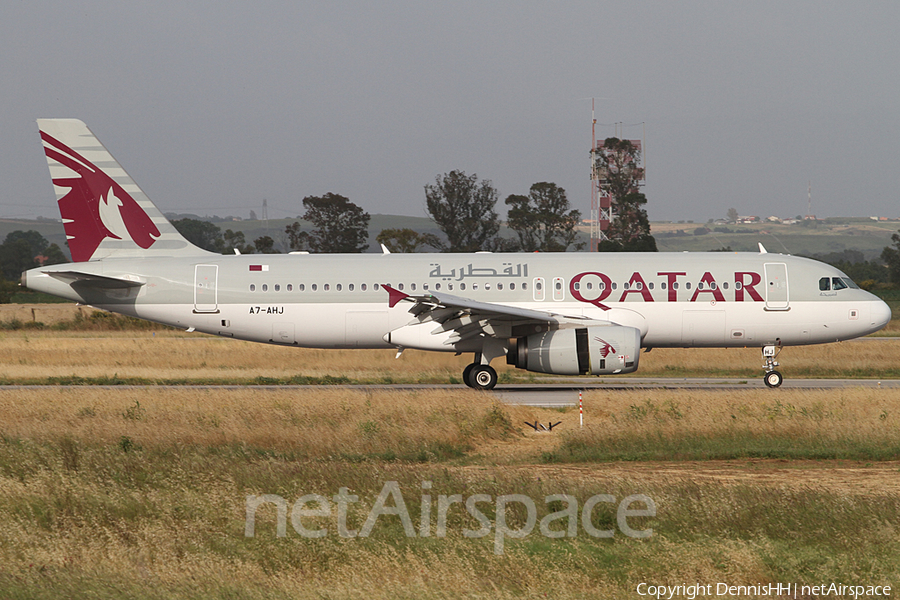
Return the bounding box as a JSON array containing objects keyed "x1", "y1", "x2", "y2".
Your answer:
[
  {"x1": 462, "y1": 362, "x2": 498, "y2": 391},
  {"x1": 762, "y1": 344, "x2": 783, "y2": 388}
]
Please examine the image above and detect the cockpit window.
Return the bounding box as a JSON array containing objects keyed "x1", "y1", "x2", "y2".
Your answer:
[
  {"x1": 842, "y1": 277, "x2": 859, "y2": 289},
  {"x1": 819, "y1": 277, "x2": 830, "y2": 291},
  {"x1": 831, "y1": 277, "x2": 847, "y2": 291}
]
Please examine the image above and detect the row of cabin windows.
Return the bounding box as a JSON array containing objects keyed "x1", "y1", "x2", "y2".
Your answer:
[
  {"x1": 248, "y1": 281, "x2": 531, "y2": 292},
  {"x1": 568, "y1": 280, "x2": 736, "y2": 291},
  {"x1": 247, "y1": 279, "x2": 745, "y2": 293}
]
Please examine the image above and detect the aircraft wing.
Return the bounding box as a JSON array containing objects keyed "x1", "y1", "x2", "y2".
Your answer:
[{"x1": 383, "y1": 284, "x2": 606, "y2": 346}]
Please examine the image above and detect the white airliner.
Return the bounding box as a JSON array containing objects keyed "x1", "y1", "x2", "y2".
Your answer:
[{"x1": 22, "y1": 119, "x2": 891, "y2": 389}]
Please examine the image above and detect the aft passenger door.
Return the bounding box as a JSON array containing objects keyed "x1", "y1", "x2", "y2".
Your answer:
[
  {"x1": 193, "y1": 264, "x2": 219, "y2": 313},
  {"x1": 764, "y1": 263, "x2": 789, "y2": 310}
]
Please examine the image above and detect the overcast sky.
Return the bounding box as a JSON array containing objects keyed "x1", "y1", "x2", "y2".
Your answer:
[{"x1": 2, "y1": 1, "x2": 898, "y2": 224}]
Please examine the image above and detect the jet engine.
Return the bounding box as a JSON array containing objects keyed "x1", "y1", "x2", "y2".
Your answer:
[{"x1": 507, "y1": 325, "x2": 641, "y2": 376}]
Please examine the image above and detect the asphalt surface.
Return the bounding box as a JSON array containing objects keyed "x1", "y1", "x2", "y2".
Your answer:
[{"x1": 3, "y1": 378, "x2": 899, "y2": 406}]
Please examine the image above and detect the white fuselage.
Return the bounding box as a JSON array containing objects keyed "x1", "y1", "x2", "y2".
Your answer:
[{"x1": 25, "y1": 251, "x2": 892, "y2": 352}]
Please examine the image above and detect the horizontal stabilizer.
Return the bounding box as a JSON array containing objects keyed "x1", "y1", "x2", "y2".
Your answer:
[{"x1": 44, "y1": 270, "x2": 144, "y2": 289}]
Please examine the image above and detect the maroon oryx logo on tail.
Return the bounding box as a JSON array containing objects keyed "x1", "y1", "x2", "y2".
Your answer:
[{"x1": 41, "y1": 131, "x2": 160, "y2": 262}]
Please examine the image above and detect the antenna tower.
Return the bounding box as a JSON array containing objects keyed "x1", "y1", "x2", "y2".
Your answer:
[{"x1": 589, "y1": 104, "x2": 645, "y2": 251}]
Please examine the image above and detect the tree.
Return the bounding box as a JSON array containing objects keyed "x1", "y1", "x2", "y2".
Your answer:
[
  {"x1": 881, "y1": 230, "x2": 900, "y2": 285},
  {"x1": 425, "y1": 170, "x2": 500, "y2": 252},
  {"x1": 171, "y1": 218, "x2": 223, "y2": 253},
  {"x1": 253, "y1": 235, "x2": 278, "y2": 254},
  {"x1": 223, "y1": 229, "x2": 255, "y2": 254},
  {"x1": 43, "y1": 243, "x2": 68, "y2": 265},
  {"x1": 286, "y1": 193, "x2": 370, "y2": 253},
  {"x1": 284, "y1": 221, "x2": 309, "y2": 252},
  {"x1": 0, "y1": 230, "x2": 66, "y2": 280},
  {"x1": 376, "y1": 228, "x2": 442, "y2": 253},
  {"x1": 0, "y1": 238, "x2": 38, "y2": 280},
  {"x1": 505, "y1": 182, "x2": 583, "y2": 252},
  {"x1": 591, "y1": 138, "x2": 656, "y2": 252},
  {"x1": 727, "y1": 207, "x2": 739, "y2": 223}
]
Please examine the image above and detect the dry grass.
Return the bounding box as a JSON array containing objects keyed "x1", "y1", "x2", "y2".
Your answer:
[
  {"x1": 0, "y1": 387, "x2": 513, "y2": 461},
  {"x1": 546, "y1": 387, "x2": 900, "y2": 462},
  {"x1": 0, "y1": 387, "x2": 898, "y2": 597},
  {"x1": 1, "y1": 330, "x2": 900, "y2": 597},
  {"x1": 1, "y1": 330, "x2": 900, "y2": 383}
]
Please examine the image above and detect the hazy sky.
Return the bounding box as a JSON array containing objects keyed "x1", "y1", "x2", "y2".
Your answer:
[{"x1": 2, "y1": 1, "x2": 898, "y2": 223}]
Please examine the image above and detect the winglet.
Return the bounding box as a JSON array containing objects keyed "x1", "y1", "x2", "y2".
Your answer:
[
  {"x1": 382, "y1": 284, "x2": 410, "y2": 308},
  {"x1": 758, "y1": 242, "x2": 768, "y2": 254}
]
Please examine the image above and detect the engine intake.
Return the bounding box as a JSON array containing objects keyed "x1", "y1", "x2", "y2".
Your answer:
[{"x1": 508, "y1": 325, "x2": 641, "y2": 376}]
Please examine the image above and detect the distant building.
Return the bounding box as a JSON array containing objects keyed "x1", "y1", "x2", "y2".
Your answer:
[{"x1": 765, "y1": 216, "x2": 782, "y2": 223}]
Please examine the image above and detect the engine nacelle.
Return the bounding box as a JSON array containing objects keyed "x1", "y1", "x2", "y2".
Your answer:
[{"x1": 508, "y1": 325, "x2": 641, "y2": 376}]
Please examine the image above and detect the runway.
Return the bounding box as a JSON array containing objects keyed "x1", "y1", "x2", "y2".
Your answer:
[{"x1": 2, "y1": 377, "x2": 898, "y2": 407}]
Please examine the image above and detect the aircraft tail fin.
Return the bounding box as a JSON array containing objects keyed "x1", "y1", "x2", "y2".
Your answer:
[{"x1": 37, "y1": 119, "x2": 211, "y2": 262}]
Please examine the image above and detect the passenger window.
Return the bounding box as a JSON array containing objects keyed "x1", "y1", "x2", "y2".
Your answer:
[
  {"x1": 311, "y1": 284, "x2": 317, "y2": 291},
  {"x1": 299, "y1": 284, "x2": 305, "y2": 291},
  {"x1": 250, "y1": 284, "x2": 256, "y2": 292},
  {"x1": 324, "y1": 284, "x2": 330, "y2": 291},
  {"x1": 274, "y1": 284, "x2": 280, "y2": 292},
  {"x1": 496, "y1": 283, "x2": 501, "y2": 290},
  {"x1": 287, "y1": 284, "x2": 293, "y2": 292},
  {"x1": 336, "y1": 284, "x2": 342, "y2": 291},
  {"x1": 832, "y1": 277, "x2": 847, "y2": 291},
  {"x1": 411, "y1": 283, "x2": 417, "y2": 291},
  {"x1": 349, "y1": 284, "x2": 354, "y2": 291},
  {"x1": 819, "y1": 277, "x2": 831, "y2": 291},
  {"x1": 361, "y1": 283, "x2": 367, "y2": 291},
  {"x1": 509, "y1": 283, "x2": 515, "y2": 290},
  {"x1": 262, "y1": 284, "x2": 268, "y2": 292},
  {"x1": 460, "y1": 283, "x2": 466, "y2": 291}
]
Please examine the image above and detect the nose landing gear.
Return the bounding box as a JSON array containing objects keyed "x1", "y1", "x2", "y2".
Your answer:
[{"x1": 762, "y1": 345, "x2": 783, "y2": 388}]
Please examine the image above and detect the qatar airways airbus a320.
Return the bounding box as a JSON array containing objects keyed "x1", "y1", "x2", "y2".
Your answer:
[{"x1": 22, "y1": 119, "x2": 891, "y2": 389}]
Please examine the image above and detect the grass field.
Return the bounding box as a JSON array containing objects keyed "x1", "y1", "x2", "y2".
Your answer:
[
  {"x1": 0, "y1": 386, "x2": 898, "y2": 598},
  {"x1": 0, "y1": 327, "x2": 898, "y2": 384},
  {"x1": 0, "y1": 321, "x2": 899, "y2": 597}
]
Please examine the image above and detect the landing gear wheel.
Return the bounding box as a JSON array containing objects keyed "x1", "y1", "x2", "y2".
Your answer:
[
  {"x1": 462, "y1": 363, "x2": 477, "y2": 388},
  {"x1": 467, "y1": 365, "x2": 498, "y2": 391},
  {"x1": 764, "y1": 370, "x2": 784, "y2": 388}
]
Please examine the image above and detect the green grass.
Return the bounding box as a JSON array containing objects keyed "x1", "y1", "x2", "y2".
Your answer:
[{"x1": 0, "y1": 437, "x2": 897, "y2": 598}]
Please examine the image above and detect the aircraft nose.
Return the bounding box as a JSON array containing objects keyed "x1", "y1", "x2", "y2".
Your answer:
[{"x1": 871, "y1": 299, "x2": 892, "y2": 330}]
